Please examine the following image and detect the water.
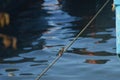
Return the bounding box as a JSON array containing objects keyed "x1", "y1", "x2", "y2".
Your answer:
[{"x1": 0, "y1": 0, "x2": 119, "y2": 80}]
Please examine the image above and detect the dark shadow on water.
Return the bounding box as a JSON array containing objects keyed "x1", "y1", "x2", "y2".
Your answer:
[
  {"x1": 0, "y1": 0, "x2": 115, "y2": 59},
  {"x1": 0, "y1": 0, "x2": 44, "y2": 16},
  {"x1": 61, "y1": 0, "x2": 110, "y2": 17},
  {"x1": 84, "y1": 59, "x2": 109, "y2": 64},
  {"x1": 0, "y1": 57, "x2": 48, "y2": 64},
  {"x1": 0, "y1": 0, "x2": 52, "y2": 58},
  {"x1": 19, "y1": 73, "x2": 34, "y2": 76},
  {"x1": 61, "y1": 0, "x2": 114, "y2": 33},
  {"x1": 62, "y1": 0, "x2": 96, "y2": 17},
  {"x1": 67, "y1": 48, "x2": 116, "y2": 56},
  {"x1": 5, "y1": 69, "x2": 19, "y2": 72}
]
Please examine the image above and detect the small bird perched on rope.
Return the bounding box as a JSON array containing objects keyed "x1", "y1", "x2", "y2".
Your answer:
[{"x1": 56, "y1": 47, "x2": 64, "y2": 56}]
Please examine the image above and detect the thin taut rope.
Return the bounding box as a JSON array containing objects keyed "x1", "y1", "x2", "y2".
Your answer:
[{"x1": 35, "y1": 0, "x2": 110, "y2": 80}]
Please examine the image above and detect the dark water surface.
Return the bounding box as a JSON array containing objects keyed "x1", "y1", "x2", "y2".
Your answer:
[{"x1": 0, "y1": 0, "x2": 119, "y2": 80}]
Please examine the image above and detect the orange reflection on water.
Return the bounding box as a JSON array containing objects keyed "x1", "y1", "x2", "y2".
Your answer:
[
  {"x1": 85, "y1": 59, "x2": 97, "y2": 64},
  {"x1": 81, "y1": 48, "x2": 95, "y2": 56},
  {"x1": 0, "y1": 12, "x2": 10, "y2": 27},
  {"x1": 85, "y1": 59, "x2": 109, "y2": 64},
  {"x1": 0, "y1": 34, "x2": 17, "y2": 49}
]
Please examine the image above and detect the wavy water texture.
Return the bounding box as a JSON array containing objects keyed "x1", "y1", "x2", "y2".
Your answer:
[{"x1": 0, "y1": 0, "x2": 118, "y2": 80}]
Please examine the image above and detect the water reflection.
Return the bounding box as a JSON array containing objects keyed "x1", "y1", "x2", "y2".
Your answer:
[
  {"x1": 1, "y1": 57, "x2": 48, "y2": 64},
  {"x1": 57, "y1": 0, "x2": 63, "y2": 5},
  {"x1": 0, "y1": 1, "x2": 49, "y2": 58},
  {"x1": 8, "y1": 72, "x2": 16, "y2": 77},
  {"x1": 6, "y1": 69, "x2": 19, "y2": 72},
  {"x1": 0, "y1": 34, "x2": 17, "y2": 49},
  {"x1": 84, "y1": 59, "x2": 109, "y2": 64},
  {"x1": 0, "y1": 13, "x2": 10, "y2": 27},
  {"x1": 62, "y1": 0, "x2": 96, "y2": 17},
  {"x1": 0, "y1": 0, "x2": 117, "y2": 80},
  {"x1": 67, "y1": 48, "x2": 115, "y2": 56},
  {"x1": 20, "y1": 73, "x2": 34, "y2": 76}
]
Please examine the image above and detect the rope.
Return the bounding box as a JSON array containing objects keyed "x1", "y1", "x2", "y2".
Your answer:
[{"x1": 35, "y1": 0, "x2": 110, "y2": 80}]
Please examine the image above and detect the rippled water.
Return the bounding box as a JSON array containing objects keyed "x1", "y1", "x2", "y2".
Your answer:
[{"x1": 0, "y1": 0, "x2": 119, "y2": 80}]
